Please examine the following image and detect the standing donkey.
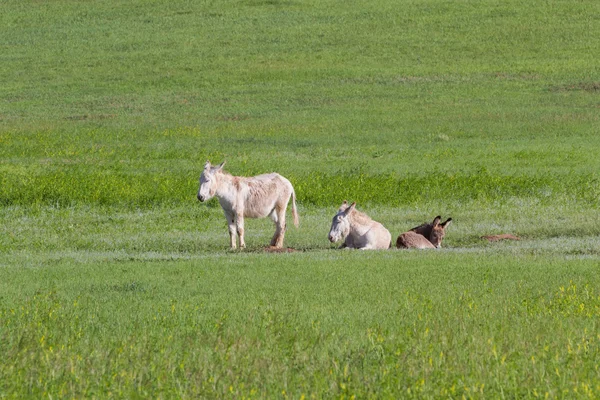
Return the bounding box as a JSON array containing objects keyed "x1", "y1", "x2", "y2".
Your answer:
[
  {"x1": 396, "y1": 216, "x2": 452, "y2": 249},
  {"x1": 197, "y1": 161, "x2": 299, "y2": 249},
  {"x1": 328, "y1": 201, "x2": 392, "y2": 250}
]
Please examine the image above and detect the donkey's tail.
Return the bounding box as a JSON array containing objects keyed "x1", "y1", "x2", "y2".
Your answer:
[{"x1": 291, "y1": 189, "x2": 299, "y2": 228}]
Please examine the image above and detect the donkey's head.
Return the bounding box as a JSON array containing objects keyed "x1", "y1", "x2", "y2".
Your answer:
[
  {"x1": 429, "y1": 216, "x2": 452, "y2": 248},
  {"x1": 328, "y1": 201, "x2": 356, "y2": 243},
  {"x1": 197, "y1": 161, "x2": 225, "y2": 202}
]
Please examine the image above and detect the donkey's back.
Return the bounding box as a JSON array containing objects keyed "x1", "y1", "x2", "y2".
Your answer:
[
  {"x1": 396, "y1": 231, "x2": 436, "y2": 249},
  {"x1": 240, "y1": 173, "x2": 298, "y2": 225}
]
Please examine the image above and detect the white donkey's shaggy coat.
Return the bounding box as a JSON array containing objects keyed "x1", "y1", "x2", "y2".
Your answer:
[
  {"x1": 328, "y1": 201, "x2": 392, "y2": 250},
  {"x1": 197, "y1": 161, "x2": 299, "y2": 249}
]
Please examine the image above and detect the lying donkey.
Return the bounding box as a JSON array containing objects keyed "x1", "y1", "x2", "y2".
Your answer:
[
  {"x1": 197, "y1": 161, "x2": 299, "y2": 249},
  {"x1": 396, "y1": 216, "x2": 452, "y2": 249},
  {"x1": 328, "y1": 201, "x2": 392, "y2": 250}
]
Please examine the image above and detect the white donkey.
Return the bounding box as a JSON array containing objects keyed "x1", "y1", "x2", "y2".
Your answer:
[
  {"x1": 197, "y1": 161, "x2": 299, "y2": 249},
  {"x1": 328, "y1": 201, "x2": 392, "y2": 250},
  {"x1": 396, "y1": 216, "x2": 452, "y2": 249}
]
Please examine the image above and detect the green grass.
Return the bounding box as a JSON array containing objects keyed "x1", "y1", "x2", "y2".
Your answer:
[
  {"x1": 2, "y1": 0, "x2": 600, "y2": 397},
  {"x1": 2, "y1": 251, "x2": 600, "y2": 398},
  {"x1": 1, "y1": 0, "x2": 600, "y2": 207},
  {"x1": 2, "y1": 204, "x2": 600, "y2": 397}
]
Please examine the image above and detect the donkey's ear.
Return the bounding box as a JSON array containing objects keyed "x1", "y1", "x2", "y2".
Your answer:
[
  {"x1": 338, "y1": 200, "x2": 349, "y2": 212},
  {"x1": 441, "y1": 218, "x2": 452, "y2": 228},
  {"x1": 216, "y1": 161, "x2": 226, "y2": 171},
  {"x1": 204, "y1": 160, "x2": 211, "y2": 170},
  {"x1": 432, "y1": 216, "x2": 442, "y2": 226},
  {"x1": 345, "y1": 202, "x2": 356, "y2": 214}
]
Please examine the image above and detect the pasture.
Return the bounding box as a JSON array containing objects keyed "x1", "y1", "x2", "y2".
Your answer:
[{"x1": 1, "y1": 0, "x2": 600, "y2": 397}]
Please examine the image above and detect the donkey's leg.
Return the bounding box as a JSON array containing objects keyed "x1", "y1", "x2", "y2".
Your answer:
[
  {"x1": 225, "y1": 211, "x2": 237, "y2": 249},
  {"x1": 271, "y1": 207, "x2": 286, "y2": 248},
  {"x1": 343, "y1": 235, "x2": 355, "y2": 249},
  {"x1": 236, "y1": 213, "x2": 246, "y2": 249},
  {"x1": 268, "y1": 210, "x2": 279, "y2": 247}
]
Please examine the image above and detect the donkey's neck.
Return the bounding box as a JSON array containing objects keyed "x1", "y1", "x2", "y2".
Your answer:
[{"x1": 214, "y1": 173, "x2": 239, "y2": 204}]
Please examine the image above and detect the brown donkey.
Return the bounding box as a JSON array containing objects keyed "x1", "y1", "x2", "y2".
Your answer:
[{"x1": 396, "y1": 216, "x2": 452, "y2": 249}]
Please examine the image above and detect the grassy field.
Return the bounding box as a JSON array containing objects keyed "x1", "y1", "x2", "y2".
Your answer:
[
  {"x1": 1, "y1": 0, "x2": 600, "y2": 397},
  {"x1": 2, "y1": 252, "x2": 600, "y2": 398}
]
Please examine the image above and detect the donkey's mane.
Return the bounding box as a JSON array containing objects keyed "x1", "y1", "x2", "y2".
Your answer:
[
  {"x1": 349, "y1": 208, "x2": 373, "y2": 226},
  {"x1": 217, "y1": 170, "x2": 273, "y2": 181},
  {"x1": 215, "y1": 169, "x2": 234, "y2": 178}
]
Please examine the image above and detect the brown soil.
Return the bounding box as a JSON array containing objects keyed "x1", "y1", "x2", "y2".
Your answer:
[{"x1": 263, "y1": 246, "x2": 299, "y2": 253}]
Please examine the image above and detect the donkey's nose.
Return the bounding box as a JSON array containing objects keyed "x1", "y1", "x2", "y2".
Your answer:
[
  {"x1": 197, "y1": 194, "x2": 205, "y2": 202},
  {"x1": 328, "y1": 235, "x2": 334, "y2": 242}
]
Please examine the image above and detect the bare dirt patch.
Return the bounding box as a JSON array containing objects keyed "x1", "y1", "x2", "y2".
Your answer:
[
  {"x1": 549, "y1": 82, "x2": 600, "y2": 93},
  {"x1": 65, "y1": 114, "x2": 116, "y2": 121},
  {"x1": 263, "y1": 246, "x2": 299, "y2": 253}
]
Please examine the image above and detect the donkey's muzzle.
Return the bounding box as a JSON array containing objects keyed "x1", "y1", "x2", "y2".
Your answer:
[{"x1": 197, "y1": 194, "x2": 205, "y2": 202}]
